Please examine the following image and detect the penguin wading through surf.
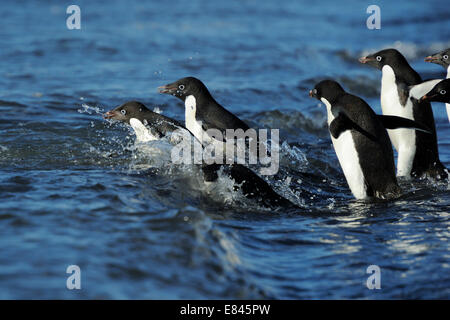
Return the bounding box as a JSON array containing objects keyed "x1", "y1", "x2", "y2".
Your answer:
[
  {"x1": 360, "y1": 48, "x2": 447, "y2": 180},
  {"x1": 310, "y1": 80, "x2": 432, "y2": 200}
]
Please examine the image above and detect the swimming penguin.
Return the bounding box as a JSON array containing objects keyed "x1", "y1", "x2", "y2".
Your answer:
[
  {"x1": 359, "y1": 48, "x2": 447, "y2": 180},
  {"x1": 104, "y1": 101, "x2": 295, "y2": 208},
  {"x1": 158, "y1": 77, "x2": 250, "y2": 144},
  {"x1": 421, "y1": 78, "x2": 450, "y2": 104},
  {"x1": 309, "y1": 80, "x2": 431, "y2": 200},
  {"x1": 425, "y1": 48, "x2": 450, "y2": 122},
  {"x1": 103, "y1": 101, "x2": 188, "y2": 143},
  {"x1": 158, "y1": 77, "x2": 266, "y2": 164}
]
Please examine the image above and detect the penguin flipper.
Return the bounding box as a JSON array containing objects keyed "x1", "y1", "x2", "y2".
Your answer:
[
  {"x1": 329, "y1": 113, "x2": 379, "y2": 141},
  {"x1": 329, "y1": 114, "x2": 353, "y2": 139},
  {"x1": 377, "y1": 115, "x2": 432, "y2": 134}
]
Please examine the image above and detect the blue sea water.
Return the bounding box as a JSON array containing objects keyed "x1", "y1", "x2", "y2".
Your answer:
[{"x1": 0, "y1": 0, "x2": 449, "y2": 299}]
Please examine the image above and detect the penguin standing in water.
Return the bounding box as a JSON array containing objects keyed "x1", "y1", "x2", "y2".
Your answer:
[
  {"x1": 425, "y1": 48, "x2": 450, "y2": 122},
  {"x1": 360, "y1": 48, "x2": 447, "y2": 180},
  {"x1": 310, "y1": 80, "x2": 430, "y2": 200}
]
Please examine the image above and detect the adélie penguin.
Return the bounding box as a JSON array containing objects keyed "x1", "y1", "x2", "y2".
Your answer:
[
  {"x1": 359, "y1": 48, "x2": 447, "y2": 180},
  {"x1": 425, "y1": 48, "x2": 450, "y2": 122},
  {"x1": 103, "y1": 101, "x2": 295, "y2": 209},
  {"x1": 158, "y1": 77, "x2": 265, "y2": 163},
  {"x1": 425, "y1": 48, "x2": 450, "y2": 74},
  {"x1": 158, "y1": 77, "x2": 251, "y2": 144},
  {"x1": 309, "y1": 80, "x2": 431, "y2": 200},
  {"x1": 103, "y1": 100, "x2": 188, "y2": 143},
  {"x1": 421, "y1": 78, "x2": 450, "y2": 104}
]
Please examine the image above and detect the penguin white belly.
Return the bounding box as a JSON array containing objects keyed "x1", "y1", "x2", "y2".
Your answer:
[
  {"x1": 129, "y1": 118, "x2": 159, "y2": 142},
  {"x1": 322, "y1": 98, "x2": 367, "y2": 199},
  {"x1": 185, "y1": 95, "x2": 204, "y2": 142},
  {"x1": 331, "y1": 133, "x2": 368, "y2": 199},
  {"x1": 380, "y1": 65, "x2": 415, "y2": 177},
  {"x1": 185, "y1": 95, "x2": 225, "y2": 151}
]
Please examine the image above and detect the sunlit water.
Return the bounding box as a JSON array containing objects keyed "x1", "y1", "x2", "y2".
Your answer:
[{"x1": 0, "y1": 0, "x2": 449, "y2": 299}]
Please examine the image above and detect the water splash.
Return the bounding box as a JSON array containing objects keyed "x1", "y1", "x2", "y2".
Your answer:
[
  {"x1": 77, "y1": 103, "x2": 105, "y2": 115},
  {"x1": 280, "y1": 141, "x2": 309, "y2": 170}
]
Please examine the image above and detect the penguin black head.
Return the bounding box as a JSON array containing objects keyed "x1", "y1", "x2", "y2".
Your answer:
[
  {"x1": 309, "y1": 80, "x2": 346, "y2": 104},
  {"x1": 103, "y1": 101, "x2": 149, "y2": 123},
  {"x1": 424, "y1": 48, "x2": 450, "y2": 68},
  {"x1": 359, "y1": 48, "x2": 409, "y2": 70},
  {"x1": 421, "y1": 79, "x2": 450, "y2": 103},
  {"x1": 158, "y1": 77, "x2": 211, "y2": 101}
]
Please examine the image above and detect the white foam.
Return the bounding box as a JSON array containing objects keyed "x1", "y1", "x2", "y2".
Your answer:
[{"x1": 152, "y1": 107, "x2": 162, "y2": 114}]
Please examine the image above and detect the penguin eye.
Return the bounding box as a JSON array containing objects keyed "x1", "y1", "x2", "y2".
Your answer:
[
  {"x1": 121, "y1": 109, "x2": 126, "y2": 115},
  {"x1": 178, "y1": 84, "x2": 185, "y2": 90},
  {"x1": 313, "y1": 89, "x2": 318, "y2": 95},
  {"x1": 440, "y1": 90, "x2": 446, "y2": 95},
  {"x1": 443, "y1": 55, "x2": 449, "y2": 60},
  {"x1": 376, "y1": 56, "x2": 382, "y2": 62}
]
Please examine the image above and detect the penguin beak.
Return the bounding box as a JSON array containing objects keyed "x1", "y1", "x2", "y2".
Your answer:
[
  {"x1": 103, "y1": 110, "x2": 117, "y2": 119},
  {"x1": 309, "y1": 89, "x2": 318, "y2": 99},
  {"x1": 424, "y1": 55, "x2": 438, "y2": 63},
  {"x1": 358, "y1": 56, "x2": 373, "y2": 64},
  {"x1": 420, "y1": 94, "x2": 437, "y2": 102},
  {"x1": 158, "y1": 84, "x2": 178, "y2": 94}
]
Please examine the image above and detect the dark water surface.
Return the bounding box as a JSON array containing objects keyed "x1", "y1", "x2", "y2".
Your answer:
[{"x1": 0, "y1": 0, "x2": 449, "y2": 299}]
